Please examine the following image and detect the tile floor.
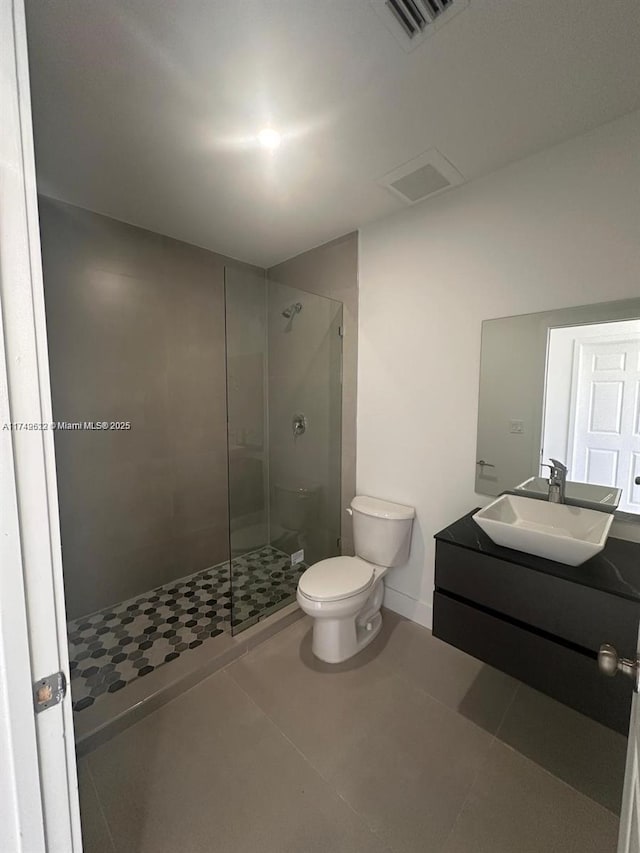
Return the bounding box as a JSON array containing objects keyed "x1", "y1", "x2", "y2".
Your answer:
[
  {"x1": 69, "y1": 546, "x2": 305, "y2": 713},
  {"x1": 78, "y1": 609, "x2": 626, "y2": 853}
]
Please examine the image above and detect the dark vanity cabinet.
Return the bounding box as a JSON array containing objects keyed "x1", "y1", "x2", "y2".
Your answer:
[{"x1": 433, "y1": 511, "x2": 640, "y2": 734}]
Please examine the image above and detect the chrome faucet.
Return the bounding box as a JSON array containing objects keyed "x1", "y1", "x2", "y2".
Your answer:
[{"x1": 544, "y1": 458, "x2": 568, "y2": 504}]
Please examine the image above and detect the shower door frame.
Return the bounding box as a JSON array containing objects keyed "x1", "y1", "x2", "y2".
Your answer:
[{"x1": 1, "y1": 2, "x2": 82, "y2": 850}]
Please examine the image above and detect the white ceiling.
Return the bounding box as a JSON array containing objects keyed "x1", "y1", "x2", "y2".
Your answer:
[{"x1": 25, "y1": 0, "x2": 640, "y2": 268}]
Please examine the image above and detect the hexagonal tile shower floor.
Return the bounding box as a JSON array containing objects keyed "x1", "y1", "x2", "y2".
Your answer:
[{"x1": 68, "y1": 546, "x2": 306, "y2": 713}]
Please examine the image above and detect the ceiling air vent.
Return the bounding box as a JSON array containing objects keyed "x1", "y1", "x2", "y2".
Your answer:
[
  {"x1": 386, "y1": 0, "x2": 451, "y2": 38},
  {"x1": 369, "y1": 0, "x2": 468, "y2": 52},
  {"x1": 378, "y1": 149, "x2": 464, "y2": 205}
]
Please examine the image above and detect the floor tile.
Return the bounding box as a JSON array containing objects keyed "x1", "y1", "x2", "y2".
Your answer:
[
  {"x1": 87, "y1": 669, "x2": 392, "y2": 853},
  {"x1": 371, "y1": 610, "x2": 519, "y2": 734},
  {"x1": 69, "y1": 545, "x2": 303, "y2": 714},
  {"x1": 227, "y1": 616, "x2": 417, "y2": 779},
  {"x1": 77, "y1": 759, "x2": 115, "y2": 853},
  {"x1": 441, "y1": 741, "x2": 619, "y2": 853},
  {"x1": 228, "y1": 616, "x2": 495, "y2": 853},
  {"x1": 73, "y1": 628, "x2": 239, "y2": 754},
  {"x1": 497, "y1": 683, "x2": 628, "y2": 814},
  {"x1": 326, "y1": 683, "x2": 494, "y2": 853},
  {"x1": 81, "y1": 606, "x2": 627, "y2": 853}
]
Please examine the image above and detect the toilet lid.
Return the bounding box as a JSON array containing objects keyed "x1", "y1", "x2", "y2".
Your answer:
[{"x1": 298, "y1": 557, "x2": 374, "y2": 602}]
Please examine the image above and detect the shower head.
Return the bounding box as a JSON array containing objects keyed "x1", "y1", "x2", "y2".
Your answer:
[{"x1": 282, "y1": 302, "x2": 302, "y2": 319}]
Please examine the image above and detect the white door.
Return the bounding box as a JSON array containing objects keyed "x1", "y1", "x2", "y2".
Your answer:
[
  {"x1": 568, "y1": 336, "x2": 640, "y2": 514},
  {"x1": 1, "y1": 1, "x2": 82, "y2": 850}
]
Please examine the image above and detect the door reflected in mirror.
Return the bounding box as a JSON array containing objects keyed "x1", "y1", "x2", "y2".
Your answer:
[
  {"x1": 542, "y1": 319, "x2": 640, "y2": 515},
  {"x1": 475, "y1": 298, "x2": 640, "y2": 517}
]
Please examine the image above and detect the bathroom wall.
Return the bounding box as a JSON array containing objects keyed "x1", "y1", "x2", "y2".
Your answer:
[
  {"x1": 357, "y1": 108, "x2": 640, "y2": 627},
  {"x1": 268, "y1": 233, "x2": 358, "y2": 554},
  {"x1": 39, "y1": 197, "x2": 260, "y2": 619}
]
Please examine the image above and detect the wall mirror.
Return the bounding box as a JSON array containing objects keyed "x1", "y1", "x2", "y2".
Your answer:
[{"x1": 475, "y1": 298, "x2": 640, "y2": 516}]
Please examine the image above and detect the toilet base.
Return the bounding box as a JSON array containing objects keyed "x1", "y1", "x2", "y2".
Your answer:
[{"x1": 311, "y1": 609, "x2": 383, "y2": 664}]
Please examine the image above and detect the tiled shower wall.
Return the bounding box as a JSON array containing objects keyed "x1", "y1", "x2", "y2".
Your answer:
[{"x1": 39, "y1": 197, "x2": 262, "y2": 620}]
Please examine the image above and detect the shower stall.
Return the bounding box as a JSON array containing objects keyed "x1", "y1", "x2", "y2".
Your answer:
[
  {"x1": 225, "y1": 269, "x2": 343, "y2": 631},
  {"x1": 42, "y1": 198, "x2": 343, "y2": 719}
]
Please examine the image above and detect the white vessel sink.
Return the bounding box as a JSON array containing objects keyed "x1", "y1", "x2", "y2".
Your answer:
[
  {"x1": 514, "y1": 477, "x2": 621, "y2": 514},
  {"x1": 473, "y1": 494, "x2": 614, "y2": 566}
]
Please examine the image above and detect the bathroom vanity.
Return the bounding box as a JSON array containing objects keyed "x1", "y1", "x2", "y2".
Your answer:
[{"x1": 433, "y1": 510, "x2": 640, "y2": 734}]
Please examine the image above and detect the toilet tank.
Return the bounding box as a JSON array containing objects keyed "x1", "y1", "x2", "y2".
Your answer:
[{"x1": 351, "y1": 495, "x2": 415, "y2": 568}]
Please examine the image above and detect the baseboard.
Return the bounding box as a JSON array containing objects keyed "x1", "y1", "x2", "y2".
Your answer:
[{"x1": 383, "y1": 586, "x2": 433, "y2": 629}]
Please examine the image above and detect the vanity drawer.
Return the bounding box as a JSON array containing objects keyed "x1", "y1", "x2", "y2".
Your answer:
[
  {"x1": 435, "y1": 540, "x2": 639, "y2": 657},
  {"x1": 433, "y1": 590, "x2": 632, "y2": 734}
]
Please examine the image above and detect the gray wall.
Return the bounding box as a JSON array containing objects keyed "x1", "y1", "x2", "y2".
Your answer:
[
  {"x1": 268, "y1": 233, "x2": 358, "y2": 554},
  {"x1": 39, "y1": 197, "x2": 257, "y2": 619}
]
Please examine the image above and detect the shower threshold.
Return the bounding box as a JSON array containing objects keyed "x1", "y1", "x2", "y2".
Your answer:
[{"x1": 68, "y1": 545, "x2": 306, "y2": 753}]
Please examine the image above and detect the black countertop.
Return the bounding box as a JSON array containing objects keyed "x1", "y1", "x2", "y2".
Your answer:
[{"x1": 435, "y1": 509, "x2": 640, "y2": 604}]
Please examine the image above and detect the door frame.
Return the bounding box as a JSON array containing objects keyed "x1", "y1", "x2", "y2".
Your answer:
[
  {"x1": 618, "y1": 688, "x2": 640, "y2": 853},
  {"x1": 1, "y1": 1, "x2": 81, "y2": 850}
]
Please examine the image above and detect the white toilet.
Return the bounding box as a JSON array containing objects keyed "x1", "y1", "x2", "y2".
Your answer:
[{"x1": 296, "y1": 495, "x2": 415, "y2": 663}]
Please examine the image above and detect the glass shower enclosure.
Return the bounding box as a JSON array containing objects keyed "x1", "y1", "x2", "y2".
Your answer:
[{"x1": 224, "y1": 267, "x2": 343, "y2": 633}]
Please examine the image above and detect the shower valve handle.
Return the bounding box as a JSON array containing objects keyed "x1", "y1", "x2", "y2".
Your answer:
[{"x1": 292, "y1": 413, "x2": 307, "y2": 436}]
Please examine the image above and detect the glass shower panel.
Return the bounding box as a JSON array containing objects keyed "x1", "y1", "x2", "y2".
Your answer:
[
  {"x1": 224, "y1": 267, "x2": 342, "y2": 634},
  {"x1": 266, "y1": 281, "x2": 343, "y2": 603},
  {"x1": 224, "y1": 266, "x2": 269, "y2": 564}
]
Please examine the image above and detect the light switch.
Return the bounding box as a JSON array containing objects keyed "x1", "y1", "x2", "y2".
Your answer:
[{"x1": 510, "y1": 419, "x2": 525, "y2": 434}]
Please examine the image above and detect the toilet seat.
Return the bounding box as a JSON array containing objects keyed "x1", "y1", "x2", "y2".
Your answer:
[{"x1": 297, "y1": 556, "x2": 374, "y2": 602}]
